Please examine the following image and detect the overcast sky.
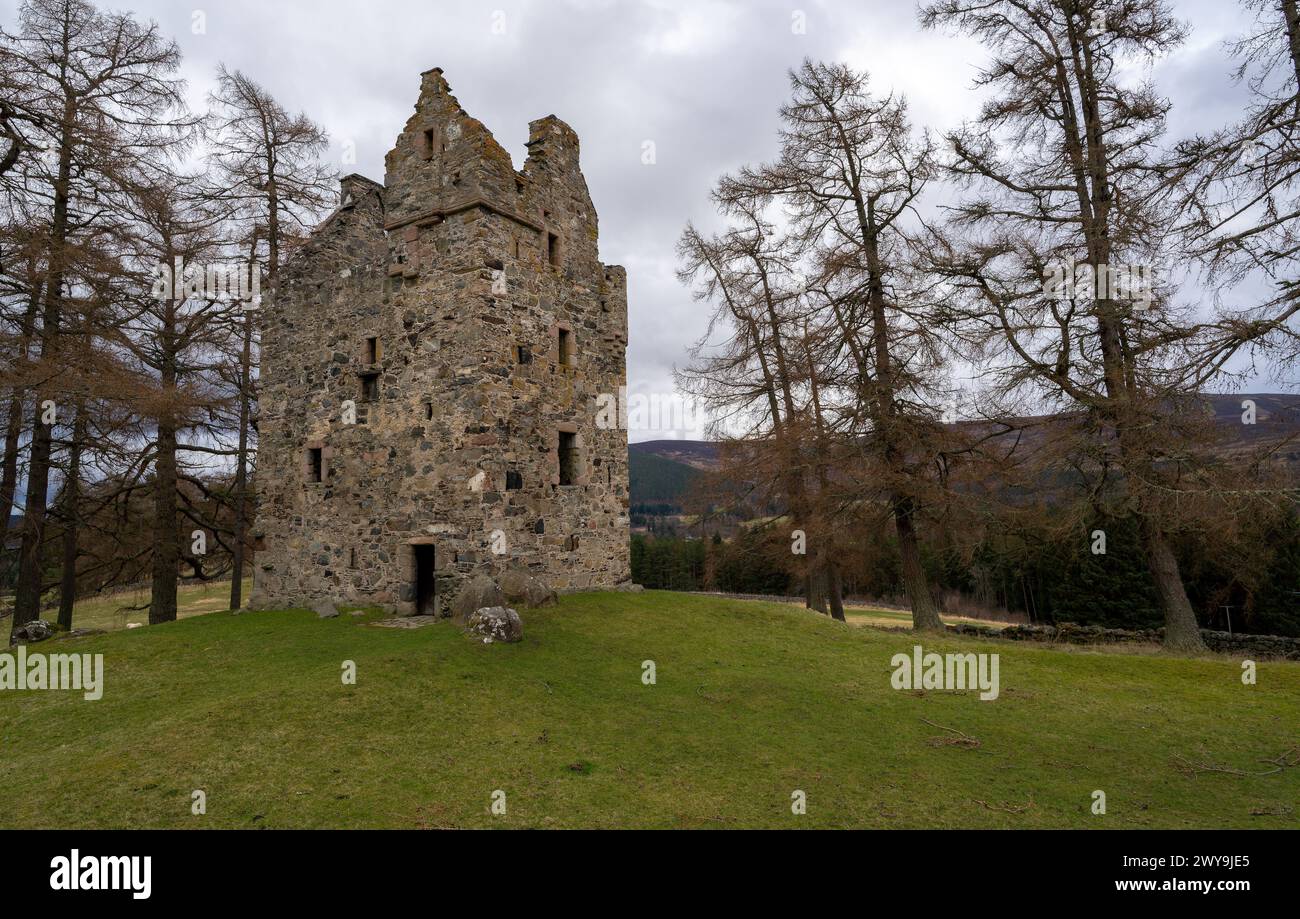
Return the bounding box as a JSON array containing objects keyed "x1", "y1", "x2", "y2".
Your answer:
[{"x1": 1, "y1": 0, "x2": 1280, "y2": 439}]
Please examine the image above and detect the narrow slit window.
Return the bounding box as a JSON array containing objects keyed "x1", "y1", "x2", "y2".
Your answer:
[
  {"x1": 360, "y1": 373, "x2": 380, "y2": 404},
  {"x1": 424, "y1": 402, "x2": 434, "y2": 421},
  {"x1": 548, "y1": 232, "x2": 561, "y2": 267},
  {"x1": 422, "y1": 128, "x2": 434, "y2": 159},
  {"x1": 364, "y1": 337, "x2": 379, "y2": 364},
  {"x1": 516, "y1": 345, "x2": 532, "y2": 365},
  {"x1": 558, "y1": 431, "x2": 578, "y2": 486},
  {"x1": 307, "y1": 448, "x2": 323, "y2": 484},
  {"x1": 506, "y1": 469, "x2": 523, "y2": 491},
  {"x1": 349, "y1": 548, "x2": 358, "y2": 569},
  {"x1": 557, "y1": 328, "x2": 573, "y2": 367}
]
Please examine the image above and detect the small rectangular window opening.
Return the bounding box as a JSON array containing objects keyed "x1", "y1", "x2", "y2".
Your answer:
[
  {"x1": 364, "y1": 337, "x2": 379, "y2": 364},
  {"x1": 307, "y1": 448, "x2": 323, "y2": 484},
  {"x1": 559, "y1": 431, "x2": 578, "y2": 486},
  {"x1": 361, "y1": 373, "x2": 380, "y2": 403},
  {"x1": 557, "y1": 328, "x2": 572, "y2": 367}
]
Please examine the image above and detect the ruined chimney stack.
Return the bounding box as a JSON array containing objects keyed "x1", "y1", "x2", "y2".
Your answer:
[
  {"x1": 526, "y1": 116, "x2": 581, "y2": 174},
  {"x1": 338, "y1": 173, "x2": 382, "y2": 210}
]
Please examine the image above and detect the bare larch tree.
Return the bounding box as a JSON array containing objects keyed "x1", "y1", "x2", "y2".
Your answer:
[
  {"x1": 205, "y1": 64, "x2": 333, "y2": 612},
  {"x1": 919, "y1": 0, "x2": 1293, "y2": 651},
  {"x1": 711, "y1": 61, "x2": 950, "y2": 631},
  {"x1": 1, "y1": 0, "x2": 190, "y2": 642}
]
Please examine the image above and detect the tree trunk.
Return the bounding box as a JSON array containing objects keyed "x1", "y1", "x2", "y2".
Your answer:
[
  {"x1": 0, "y1": 294, "x2": 39, "y2": 565},
  {"x1": 827, "y1": 561, "x2": 845, "y2": 622},
  {"x1": 1067, "y1": 20, "x2": 1204, "y2": 655},
  {"x1": 0, "y1": 394, "x2": 24, "y2": 560},
  {"x1": 1143, "y1": 523, "x2": 1205, "y2": 653},
  {"x1": 150, "y1": 414, "x2": 179, "y2": 625},
  {"x1": 11, "y1": 105, "x2": 72, "y2": 641},
  {"x1": 228, "y1": 309, "x2": 252, "y2": 611},
  {"x1": 1282, "y1": 0, "x2": 1300, "y2": 91},
  {"x1": 807, "y1": 563, "x2": 829, "y2": 614},
  {"x1": 895, "y1": 497, "x2": 943, "y2": 631},
  {"x1": 56, "y1": 405, "x2": 84, "y2": 631},
  {"x1": 857, "y1": 201, "x2": 943, "y2": 636},
  {"x1": 12, "y1": 404, "x2": 54, "y2": 638}
]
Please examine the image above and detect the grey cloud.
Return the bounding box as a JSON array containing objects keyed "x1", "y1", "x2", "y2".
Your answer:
[{"x1": 21, "y1": 0, "x2": 1278, "y2": 436}]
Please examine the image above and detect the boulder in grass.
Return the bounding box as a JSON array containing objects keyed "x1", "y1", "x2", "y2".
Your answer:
[
  {"x1": 312, "y1": 600, "x2": 340, "y2": 620},
  {"x1": 10, "y1": 619, "x2": 53, "y2": 644},
  {"x1": 466, "y1": 606, "x2": 523, "y2": 644},
  {"x1": 451, "y1": 574, "x2": 504, "y2": 623},
  {"x1": 499, "y1": 568, "x2": 557, "y2": 609}
]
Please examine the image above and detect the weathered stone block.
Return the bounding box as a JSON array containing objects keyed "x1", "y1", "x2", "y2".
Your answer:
[
  {"x1": 10, "y1": 619, "x2": 53, "y2": 645},
  {"x1": 466, "y1": 606, "x2": 523, "y2": 644},
  {"x1": 500, "y1": 568, "x2": 558, "y2": 609},
  {"x1": 451, "y1": 574, "x2": 505, "y2": 623}
]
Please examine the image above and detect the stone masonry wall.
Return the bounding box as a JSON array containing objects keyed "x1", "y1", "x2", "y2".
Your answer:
[{"x1": 250, "y1": 69, "x2": 631, "y2": 616}]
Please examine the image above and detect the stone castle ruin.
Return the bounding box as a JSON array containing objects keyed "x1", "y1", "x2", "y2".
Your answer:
[{"x1": 249, "y1": 68, "x2": 631, "y2": 617}]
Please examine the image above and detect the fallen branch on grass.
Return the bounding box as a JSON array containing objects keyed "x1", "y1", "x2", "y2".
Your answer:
[
  {"x1": 1250, "y1": 803, "x2": 1294, "y2": 817},
  {"x1": 974, "y1": 797, "x2": 1035, "y2": 814},
  {"x1": 1173, "y1": 745, "x2": 1300, "y2": 778},
  {"x1": 921, "y1": 718, "x2": 982, "y2": 749}
]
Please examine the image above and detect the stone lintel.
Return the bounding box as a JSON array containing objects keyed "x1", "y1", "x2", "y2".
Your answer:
[{"x1": 384, "y1": 197, "x2": 544, "y2": 235}]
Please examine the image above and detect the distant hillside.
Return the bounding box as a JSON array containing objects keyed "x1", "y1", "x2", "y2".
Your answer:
[
  {"x1": 1206, "y1": 392, "x2": 1300, "y2": 425},
  {"x1": 625, "y1": 393, "x2": 1300, "y2": 507},
  {"x1": 628, "y1": 449, "x2": 701, "y2": 506},
  {"x1": 1204, "y1": 393, "x2": 1300, "y2": 458},
  {"x1": 630, "y1": 440, "x2": 718, "y2": 469}
]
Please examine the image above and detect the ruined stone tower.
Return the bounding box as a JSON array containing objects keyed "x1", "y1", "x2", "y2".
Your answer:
[{"x1": 250, "y1": 69, "x2": 631, "y2": 616}]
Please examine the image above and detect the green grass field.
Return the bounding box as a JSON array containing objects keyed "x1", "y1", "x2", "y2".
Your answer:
[
  {"x1": 1, "y1": 591, "x2": 1296, "y2": 828},
  {"x1": 59, "y1": 579, "x2": 252, "y2": 633}
]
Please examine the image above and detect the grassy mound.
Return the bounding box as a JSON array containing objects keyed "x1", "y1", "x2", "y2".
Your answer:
[{"x1": 1, "y1": 592, "x2": 1296, "y2": 828}]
